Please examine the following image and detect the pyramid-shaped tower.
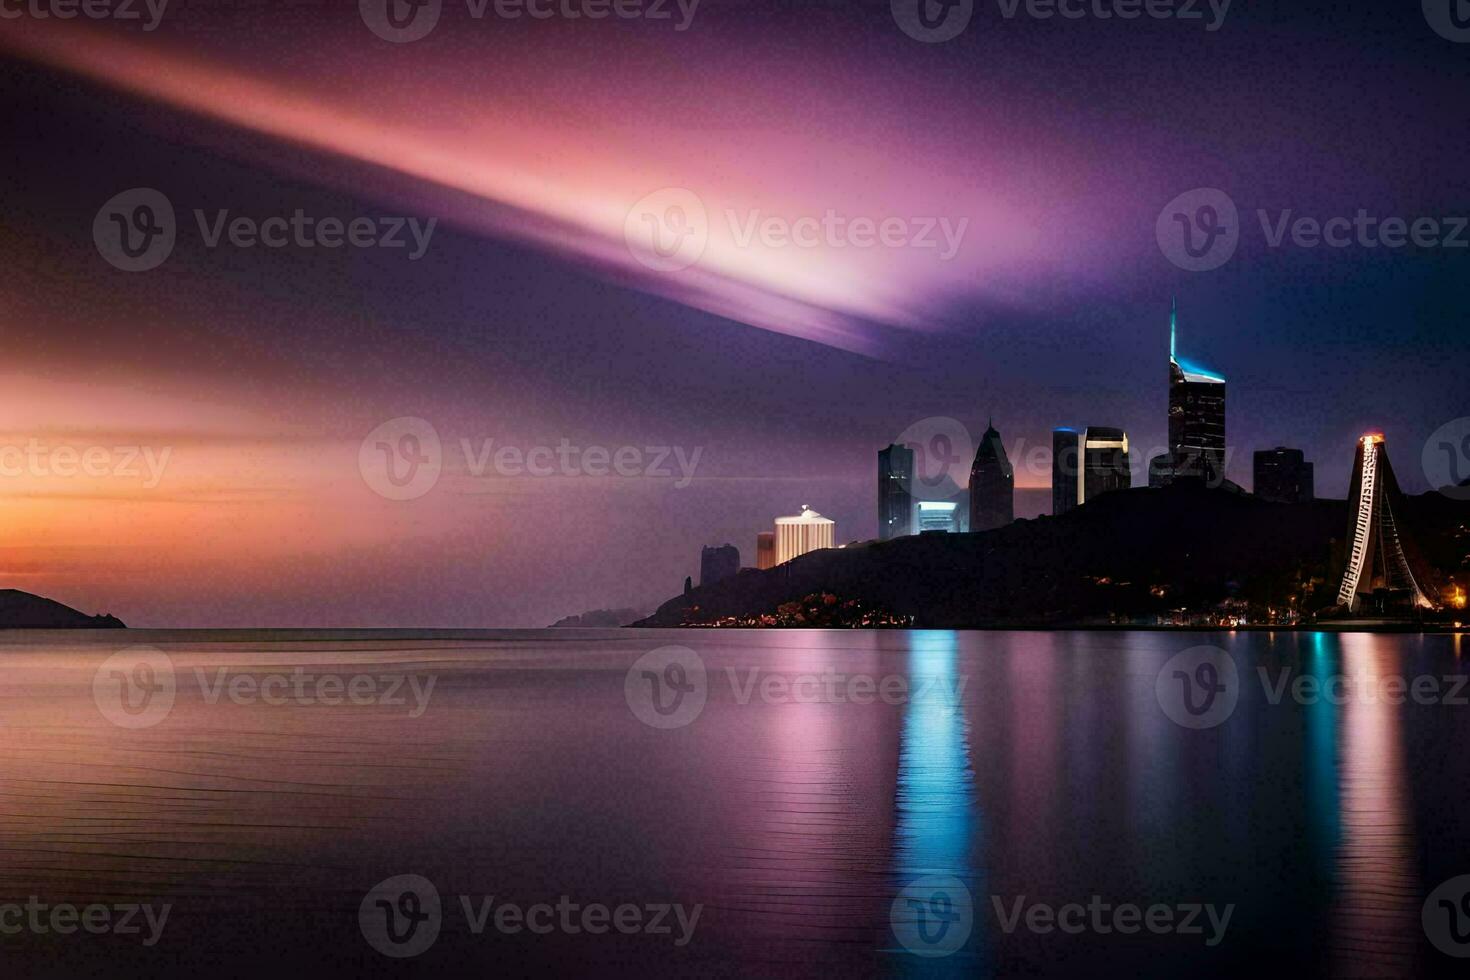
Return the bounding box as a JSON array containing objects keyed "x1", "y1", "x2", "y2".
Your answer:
[{"x1": 1336, "y1": 434, "x2": 1434, "y2": 611}]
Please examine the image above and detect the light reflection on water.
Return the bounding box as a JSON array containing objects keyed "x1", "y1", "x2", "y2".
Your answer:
[
  {"x1": 0, "y1": 628, "x2": 1465, "y2": 978},
  {"x1": 1329, "y1": 634, "x2": 1421, "y2": 977},
  {"x1": 887, "y1": 631, "x2": 981, "y2": 974}
]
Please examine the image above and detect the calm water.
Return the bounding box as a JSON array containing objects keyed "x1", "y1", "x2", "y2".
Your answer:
[{"x1": 1, "y1": 628, "x2": 1468, "y2": 978}]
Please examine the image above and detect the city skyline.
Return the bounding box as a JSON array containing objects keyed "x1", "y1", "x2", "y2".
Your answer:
[
  {"x1": 4, "y1": 5, "x2": 1470, "y2": 978},
  {"x1": 1, "y1": 4, "x2": 1466, "y2": 627}
]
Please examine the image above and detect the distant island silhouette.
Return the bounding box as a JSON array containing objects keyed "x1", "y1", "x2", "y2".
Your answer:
[
  {"x1": 0, "y1": 589, "x2": 126, "y2": 629},
  {"x1": 636, "y1": 483, "x2": 1470, "y2": 629},
  {"x1": 550, "y1": 607, "x2": 650, "y2": 628}
]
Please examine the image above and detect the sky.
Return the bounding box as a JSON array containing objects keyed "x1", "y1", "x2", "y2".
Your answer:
[{"x1": 0, "y1": 0, "x2": 1467, "y2": 626}]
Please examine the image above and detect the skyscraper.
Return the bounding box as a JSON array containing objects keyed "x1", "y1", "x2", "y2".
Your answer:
[
  {"x1": 878, "y1": 443, "x2": 915, "y2": 541},
  {"x1": 699, "y1": 543, "x2": 740, "y2": 587},
  {"x1": 1052, "y1": 428, "x2": 1080, "y2": 516},
  {"x1": 1253, "y1": 447, "x2": 1315, "y2": 503},
  {"x1": 774, "y1": 506, "x2": 835, "y2": 565},
  {"x1": 1053, "y1": 426, "x2": 1131, "y2": 514},
  {"x1": 1336, "y1": 434, "x2": 1433, "y2": 612},
  {"x1": 1149, "y1": 299, "x2": 1227, "y2": 487},
  {"x1": 969, "y1": 420, "x2": 1014, "y2": 532},
  {"x1": 1082, "y1": 427, "x2": 1132, "y2": 501}
]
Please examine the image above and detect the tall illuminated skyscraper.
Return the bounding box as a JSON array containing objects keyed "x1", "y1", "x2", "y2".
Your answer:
[
  {"x1": 968, "y1": 420, "x2": 1014, "y2": 532},
  {"x1": 1149, "y1": 299, "x2": 1227, "y2": 487}
]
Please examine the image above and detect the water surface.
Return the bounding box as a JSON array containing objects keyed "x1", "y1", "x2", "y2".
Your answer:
[{"x1": 1, "y1": 628, "x2": 1466, "y2": 977}]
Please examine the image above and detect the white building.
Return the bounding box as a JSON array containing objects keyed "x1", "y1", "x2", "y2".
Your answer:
[
  {"x1": 774, "y1": 506, "x2": 835, "y2": 565},
  {"x1": 916, "y1": 500, "x2": 960, "y2": 533}
]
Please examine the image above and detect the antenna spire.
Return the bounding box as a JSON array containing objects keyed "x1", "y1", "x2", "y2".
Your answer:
[{"x1": 1169, "y1": 296, "x2": 1178, "y2": 363}]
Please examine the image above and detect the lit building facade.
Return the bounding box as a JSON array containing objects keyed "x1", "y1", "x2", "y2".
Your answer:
[
  {"x1": 1083, "y1": 427, "x2": 1132, "y2": 501},
  {"x1": 968, "y1": 421, "x2": 1014, "y2": 532},
  {"x1": 917, "y1": 500, "x2": 961, "y2": 533},
  {"x1": 1149, "y1": 299, "x2": 1227, "y2": 487},
  {"x1": 1253, "y1": 447, "x2": 1315, "y2": 503},
  {"x1": 1053, "y1": 426, "x2": 1131, "y2": 515},
  {"x1": 774, "y1": 506, "x2": 835, "y2": 565},
  {"x1": 878, "y1": 443, "x2": 916, "y2": 541}
]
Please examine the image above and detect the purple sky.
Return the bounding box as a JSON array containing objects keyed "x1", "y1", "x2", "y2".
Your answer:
[{"x1": 0, "y1": 0, "x2": 1466, "y2": 625}]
